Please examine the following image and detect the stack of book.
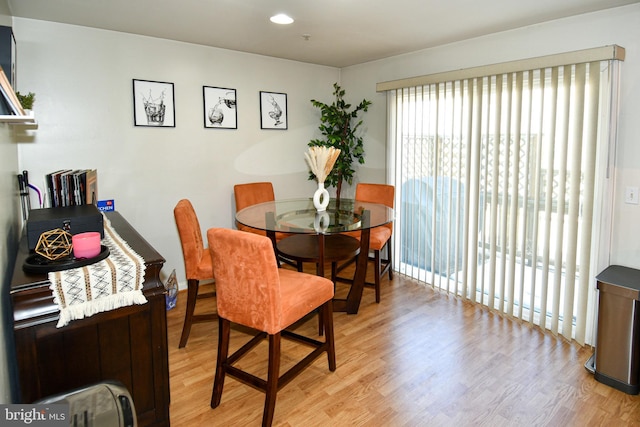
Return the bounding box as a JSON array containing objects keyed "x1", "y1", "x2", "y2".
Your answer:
[
  {"x1": 0, "y1": 66, "x2": 24, "y2": 116},
  {"x1": 46, "y1": 169, "x2": 98, "y2": 208}
]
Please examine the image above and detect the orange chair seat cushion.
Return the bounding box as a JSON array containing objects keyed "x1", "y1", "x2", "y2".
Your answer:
[
  {"x1": 194, "y1": 250, "x2": 213, "y2": 279},
  {"x1": 343, "y1": 226, "x2": 391, "y2": 251},
  {"x1": 277, "y1": 269, "x2": 334, "y2": 330}
]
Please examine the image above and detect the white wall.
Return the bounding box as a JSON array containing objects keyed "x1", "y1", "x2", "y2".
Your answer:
[
  {"x1": 340, "y1": 3, "x2": 640, "y2": 270},
  {"x1": 13, "y1": 18, "x2": 341, "y2": 286}
]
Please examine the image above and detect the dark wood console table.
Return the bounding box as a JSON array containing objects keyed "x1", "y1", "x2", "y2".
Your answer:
[{"x1": 10, "y1": 211, "x2": 170, "y2": 426}]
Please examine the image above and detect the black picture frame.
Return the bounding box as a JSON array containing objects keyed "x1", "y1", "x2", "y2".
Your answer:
[
  {"x1": 260, "y1": 91, "x2": 287, "y2": 130},
  {"x1": 203, "y1": 86, "x2": 237, "y2": 129},
  {"x1": 133, "y1": 79, "x2": 175, "y2": 127}
]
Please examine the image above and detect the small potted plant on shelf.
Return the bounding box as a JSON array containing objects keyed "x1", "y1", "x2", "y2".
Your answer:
[{"x1": 16, "y1": 91, "x2": 35, "y2": 114}]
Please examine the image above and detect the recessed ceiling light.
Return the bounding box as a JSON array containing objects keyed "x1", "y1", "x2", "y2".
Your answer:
[{"x1": 270, "y1": 14, "x2": 294, "y2": 25}]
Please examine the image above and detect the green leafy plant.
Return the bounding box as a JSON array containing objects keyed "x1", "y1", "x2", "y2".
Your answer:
[
  {"x1": 309, "y1": 83, "x2": 371, "y2": 201},
  {"x1": 16, "y1": 91, "x2": 35, "y2": 110}
]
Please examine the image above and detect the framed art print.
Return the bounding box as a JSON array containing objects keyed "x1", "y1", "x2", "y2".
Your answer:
[
  {"x1": 133, "y1": 79, "x2": 175, "y2": 127},
  {"x1": 260, "y1": 91, "x2": 287, "y2": 130},
  {"x1": 203, "y1": 86, "x2": 237, "y2": 129}
]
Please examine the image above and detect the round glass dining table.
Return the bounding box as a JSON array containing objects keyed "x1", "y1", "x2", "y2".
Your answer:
[{"x1": 235, "y1": 198, "x2": 394, "y2": 314}]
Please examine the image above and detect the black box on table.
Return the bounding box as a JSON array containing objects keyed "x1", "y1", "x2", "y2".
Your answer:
[{"x1": 27, "y1": 205, "x2": 104, "y2": 251}]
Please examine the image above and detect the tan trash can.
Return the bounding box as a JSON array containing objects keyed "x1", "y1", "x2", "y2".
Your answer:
[{"x1": 594, "y1": 265, "x2": 640, "y2": 395}]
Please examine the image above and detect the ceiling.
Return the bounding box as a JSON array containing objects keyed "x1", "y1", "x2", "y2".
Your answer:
[{"x1": 7, "y1": 0, "x2": 640, "y2": 68}]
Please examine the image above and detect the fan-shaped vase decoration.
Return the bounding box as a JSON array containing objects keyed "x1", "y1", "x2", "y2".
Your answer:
[
  {"x1": 304, "y1": 146, "x2": 341, "y2": 212},
  {"x1": 35, "y1": 228, "x2": 73, "y2": 261}
]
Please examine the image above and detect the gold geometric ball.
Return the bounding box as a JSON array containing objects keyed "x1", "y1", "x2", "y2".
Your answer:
[{"x1": 35, "y1": 228, "x2": 73, "y2": 261}]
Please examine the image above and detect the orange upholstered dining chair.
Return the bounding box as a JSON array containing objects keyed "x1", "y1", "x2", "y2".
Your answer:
[
  {"x1": 234, "y1": 181, "x2": 295, "y2": 267},
  {"x1": 207, "y1": 228, "x2": 336, "y2": 427},
  {"x1": 233, "y1": 182, "x2": 278, "y2": 237},
  {"x1": 338, "y1": 183, "x2": 395, "y2": 303},
  {"x1": 174, "y1": 199, "x2": 216, "y2": 348}
]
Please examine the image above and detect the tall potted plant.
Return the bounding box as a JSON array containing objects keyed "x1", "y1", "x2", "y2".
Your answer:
[{"x1": 309, "y1": 83, "x2": 371, "y2": 202}]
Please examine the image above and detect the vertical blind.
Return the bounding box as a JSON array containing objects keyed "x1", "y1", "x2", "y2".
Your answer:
[{"x1": 381, "y1": 46, "x2": 624, "y2": 344}]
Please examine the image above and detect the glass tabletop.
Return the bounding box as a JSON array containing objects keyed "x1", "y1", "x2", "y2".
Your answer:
[{"x1": 235, "y1": 198, "x2": 394, "y2": 234}]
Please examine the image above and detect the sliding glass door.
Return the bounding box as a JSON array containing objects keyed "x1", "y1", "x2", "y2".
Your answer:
[{"x1": 385, "y1": 52, "x2": 622, "y2": 344}]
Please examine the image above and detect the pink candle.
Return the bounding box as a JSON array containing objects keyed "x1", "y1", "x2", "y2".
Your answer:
[{"x1": 72, "y1": 232, "x2": 102, "y2": 259}]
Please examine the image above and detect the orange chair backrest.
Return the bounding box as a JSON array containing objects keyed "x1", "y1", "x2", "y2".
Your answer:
[
  {"x1": 355, "y1": 183, "x2": 395, "y2": 231},
  {"x1": 234, "y1": 182, "x2": 276, "y2": 212},
  {"x1": 207, "y1": 228, "x2": 281, "y2": 334},
  {"x1": 174, "y1": 199, "x2": 206, "y2": 280}
]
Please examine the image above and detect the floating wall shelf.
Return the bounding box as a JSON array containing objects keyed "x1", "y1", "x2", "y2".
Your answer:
[{"x1": 0, "y1": 113, "x2": 37, "y2": 125}]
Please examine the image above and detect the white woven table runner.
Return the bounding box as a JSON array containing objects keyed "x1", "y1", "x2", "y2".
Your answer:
[{"x1": 49, "y1": 214, "x2": 147, "y2": 328}]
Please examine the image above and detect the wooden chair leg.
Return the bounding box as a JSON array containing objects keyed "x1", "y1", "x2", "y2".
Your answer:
[
  {"x1": 263, "y1": 333, "x2": 281, "y2": 427},
  {"x1": 318, "y1": 308, "x2": 324, "y2": 336},
  {"x1": 373, "y1": 250, "x2": 381, "y2": 303},
  {"x1": 210, "y1": 309, "x2": 334, "y2": 425},
  {"x1": 373, "y1": 240, "x2": 393, "y2": 303},
  {"x1": 322, "y1": 300, "x2": 336, "y2": 371},
  {"x1": 179, "y1": 279, "x2": 200, "y2": 348},
  {"x1": 211, "y1": 317, "x2": 230, "y2": 408},
  {"x1": 386, "y1": 239, "x2": 393, "y2": 280}
]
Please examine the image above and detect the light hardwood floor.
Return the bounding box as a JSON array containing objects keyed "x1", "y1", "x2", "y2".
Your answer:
[{"x1": 167, "y1": 265, "x2": 640, "y2": 426}]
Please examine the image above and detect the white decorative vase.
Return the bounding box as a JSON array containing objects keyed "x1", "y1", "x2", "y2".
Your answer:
[
  {"x1": 313, "y1": 211, "x2": 331, "y2": 232},
  {"x1": 313, "y1": 182, "x2": 330, "y2": 212}
]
